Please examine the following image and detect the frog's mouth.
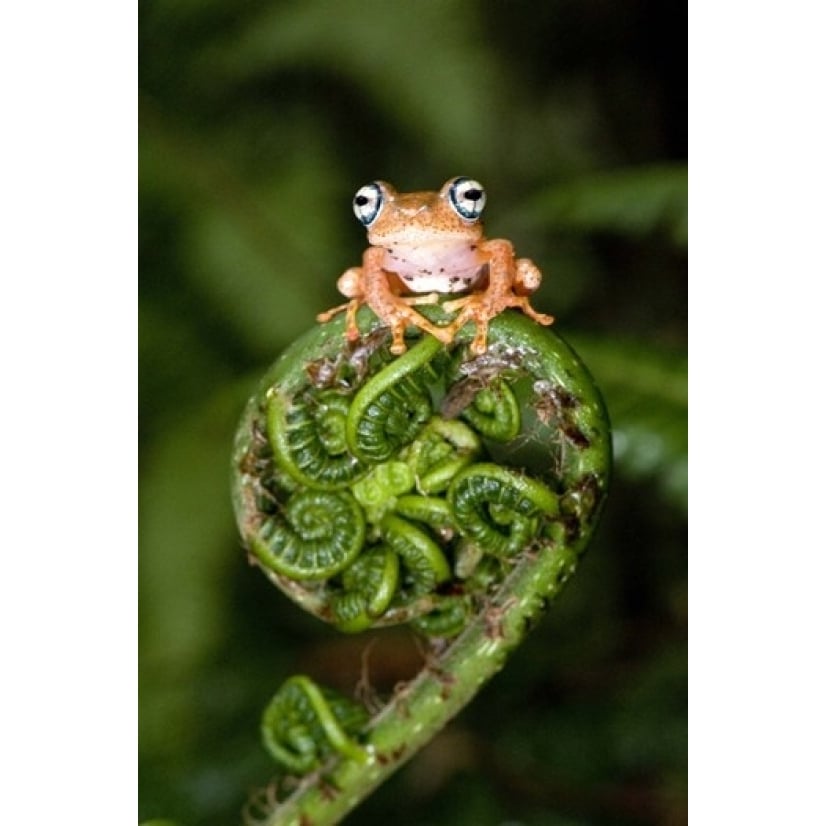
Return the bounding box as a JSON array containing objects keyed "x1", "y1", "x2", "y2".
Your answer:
[{"x1": 368, "y1": 223, "x2": 484, "y2": 247}]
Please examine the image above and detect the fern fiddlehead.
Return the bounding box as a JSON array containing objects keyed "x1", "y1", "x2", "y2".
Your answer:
[
  {"x1": 330, "y1": 545, "x2": 400, "y2": 633},
  {"x1": 249, "y1": 489, "x2": 366, "y2": 581},
  {"x1": 459, "y1": 378, "x2": 521, "y2": 442},
  {"x1": 261, "y1": 676, "x2": 368, "y2": 774},
  {"x1": 345, "y1": 334, "x2": 447, "y2": 463},
  {"x1": 268, "y1": 389, "x2": 366, "y2": 490},
  {"x1": 380, "y1": 512, "x2": 452, "y2": 594},
  {"x1": 447, "y1": 462, "x2": 559, "y2": 558},
  {"x1": 231, "y1": 305, "x2": 611, "y2": 825},
  {"x1": 400, "y1": 416, "x2": 481, "y2": 494}
]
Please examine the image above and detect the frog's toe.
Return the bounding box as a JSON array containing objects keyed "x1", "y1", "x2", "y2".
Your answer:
[
  {"x1": 317, "y1": 303, "x2": 346, "y2": 323},
  {"x1": 425, "y1": 323, "x2": 456, "y2": 344},
  {"x1": 516, "y1": 299, "x2": 554, "y2": 326},
  {"x1": 402, "y1": 292, "x2": 441, "y2": 307},
  {"x1": 469, "y1": 334, "x2": 489, "y2": 355},
  {"x1": 441, "y1": 295, "x2": 472, "y2": 314}
]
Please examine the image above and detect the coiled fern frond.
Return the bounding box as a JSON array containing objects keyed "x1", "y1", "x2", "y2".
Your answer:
[{"x1": 232, "y1": 306, "x2": 611, "y2": 825}]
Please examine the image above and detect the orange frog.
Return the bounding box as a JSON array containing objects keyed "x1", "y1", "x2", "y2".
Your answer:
[{"x1": 317, "y1": 177, "x2": 554, "y2": 355}]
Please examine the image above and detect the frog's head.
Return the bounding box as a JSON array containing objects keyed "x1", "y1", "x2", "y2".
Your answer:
[{"x1": 353, "y1": 178, "x2": 486, "y2": 246}]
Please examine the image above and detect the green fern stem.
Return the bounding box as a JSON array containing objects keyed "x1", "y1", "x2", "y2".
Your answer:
[{"x1": 259, "y1": 539, "x2": 582, "y2": 825}]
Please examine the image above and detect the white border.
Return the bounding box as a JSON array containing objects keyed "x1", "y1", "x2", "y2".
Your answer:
[
  {"x1": 690, "y1": 2, "x2": 826, "y2": 821},
  {"x1": 0, "y1": 4, "x2": 136, "y2": 820}
]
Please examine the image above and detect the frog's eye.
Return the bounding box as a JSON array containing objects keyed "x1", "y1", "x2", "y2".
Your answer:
[
  {"x1": 447, "y1": 177, "x2": 486, "y2": 221},
  {"x1": 353, "y1": 182, "x2": 384, "y2": 226}
]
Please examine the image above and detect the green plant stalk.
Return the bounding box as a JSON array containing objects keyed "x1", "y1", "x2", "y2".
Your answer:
[{"x1": 263, "y1": 540, "x2": 579, "y2": 826}]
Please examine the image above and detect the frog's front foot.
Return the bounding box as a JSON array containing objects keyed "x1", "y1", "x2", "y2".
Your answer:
[
  {"x1": 438, "y1": 293, "x2": 492, "y2": 353},
  {"x1": 441, "y1": 292, "x2": 554, "y2": 355},
  {"x1": 318, "y1": 295, "x2": 451, "y2": 355},
  {"x1": 385, "y1": 305, "x2": 454, "y2": 355}
]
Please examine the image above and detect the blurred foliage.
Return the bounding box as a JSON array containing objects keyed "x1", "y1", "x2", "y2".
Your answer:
[{"x1": 139, "y1": 1, "x2": 686, "y2": 824}]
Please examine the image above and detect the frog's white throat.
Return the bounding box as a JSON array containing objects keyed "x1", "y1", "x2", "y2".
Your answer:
[{"x1": 382, "y1": 242, "x2": 485, "y2": 294}]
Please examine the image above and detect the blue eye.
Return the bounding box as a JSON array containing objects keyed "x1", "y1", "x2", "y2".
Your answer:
[
  {"x1": 448, "y1": 177, "x2": 486, "y2": 221},
  {"x1": 353, "y1": 182, "x2": 383, "y2": 226}
]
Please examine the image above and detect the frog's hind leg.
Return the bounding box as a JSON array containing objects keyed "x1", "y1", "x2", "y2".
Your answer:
[
  {"x1": 508, "y1": 296, "x2": 554, "y2": 326},
  {"x1": 513, "y1": 259, "x2": 554, "y2": 325},
  {"x1": 317, "y1": 266, "x2": 368, "y2": 341},
  {"x1": 317, "y1": 298, "x2": 364, "y2": 342},
  {"x1": 316, "y1": 301, "x2": 351, "y2": 322},
  {"x1": 343, "y1": 298, "x2": 364, "y2": 341}
]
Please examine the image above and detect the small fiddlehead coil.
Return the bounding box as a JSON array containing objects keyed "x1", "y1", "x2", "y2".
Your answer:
[
  {"x1": 331, "y1": 545, "x2": 400, "y2": 632},
  {"x1": 380, "y1": 512, "x2": 452, "y2": 594},
  {"x1": 250, "y1": 489, "x2": 366, "y2": 580},
  {"x1": 447, "y1": 463, "x2": 560, "y2": 557},
  {"x1": 393, "y1": 494, "x2": 454, "y2": 535},
  {"x1": 351, "y1": 460, "x2": 415, "y2": 525},
  {"x1": 261, "y1": 675, "x2": 368, "y2": 774},
  {"x1": 401, "y1": 417, "x2": 481, "y2": 494},
  {"x1": 411, "y1": 594, "x2": 473, "y2": 638},
  {"x1": 346, "y1": 335, "x2": 445, "y2": 463},
  {"x1": 460, "y1": 378, "x2": 521, "y2": 442},
  {"x1": 268, "y1": 389, "x2": 365, "y2": 490}
]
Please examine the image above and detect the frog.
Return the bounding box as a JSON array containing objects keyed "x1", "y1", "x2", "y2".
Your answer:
[{"x1": 317, "y1": 177, "x2": 554, "y2": 356}]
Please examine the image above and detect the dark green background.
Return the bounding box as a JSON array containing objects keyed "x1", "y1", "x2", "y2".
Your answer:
[{"x1": 139, "y1": 1, "x2": 686, "y2": 823}]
